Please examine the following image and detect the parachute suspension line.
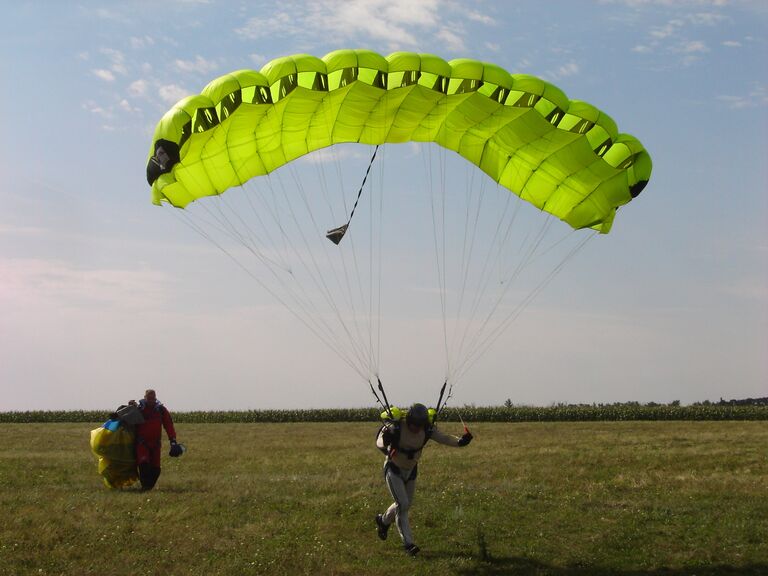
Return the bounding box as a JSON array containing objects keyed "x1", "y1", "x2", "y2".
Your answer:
[
  {"x1": 440, "y1": 144, "x2": 449, "y2": 378},
  {"x1": 240, "y1": 183, "x2": 293, "y2": 273},
  {"x1": 375, "y1": 144, "x2": 386, "y2": 377},
  {"x1": 369, "y1": 147, "x2": 375, "y2": 378},
  {"x1": 245, "y1": 178, "x2": 359, "y2": 352},
  {"x1": 308, "y1": 156, "x2": 371, "y2": 374},
  {"x1": 316, "y1": 140, "x2": 384, "y2": 383},
  {"x1": 255, "y1": 171, "x2": 369, "y2": 374},
  {"x1": 325, "y1": 145, "x2": 379, "y2": 245},
  {"x1": 193, "y1": 197, "x2": 330, "y2": 336},
  {"x1": 207, "y1": 192, "x2": 294, "y2": 275},
  {"x1": 169, "y1": 207, "x2": 369, "y2": 381},
  {"x1": 452, "y1": 215, "x2": 556, "y2": 380},
  {"x1": 465, "y1": 214, "x2": 553, "y2": 339},
  {"x1": 195, "y1": 193, "x2": 366, "y2": 376},
  {"x1": 279, "y1": 168, "x2": 372, "y2": 374},
  {"x1": 291, "y1": 163, "x2": 372, "y2": 377},
  {"x1": 449, "y1": 175, "x2": 502, "y2": 378},
  {"x1": 425, "y1": 143, "x2": 451, "y2": 380},
  {"x1": 439, "y1": 96, "x2": 452, "y2": 383},
  {"x1": 453, "y1": 230, "x2": 596, "y2": 384},
  {"x1": 451, "y1": 182, "x2": 521, "y2": 370},
  {"x1": 312, "y1": 154, "x2": 380, "y2": 381},
  {"x1": 312, "y1": 147, "x2": 375, "y2": 379},
  {"x1": 307, "y1": 136, "x2": 370, "y2": 373}
]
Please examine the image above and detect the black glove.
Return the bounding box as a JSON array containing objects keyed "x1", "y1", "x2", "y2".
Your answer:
[
  {"x1": 169, "y1": 440, "x2": 183, "y2": 457},
  {"x1": 457, "y1": 431, "x2": 473, "y2": 447}
]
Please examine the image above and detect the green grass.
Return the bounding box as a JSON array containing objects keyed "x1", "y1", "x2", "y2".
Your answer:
[{"x1": 1, "y1": 422, "x2": 766, "y2": 575}]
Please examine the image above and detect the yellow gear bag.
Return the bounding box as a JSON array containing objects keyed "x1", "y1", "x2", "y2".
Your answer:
[{"x1": 90, "y1": 422, "x2": 138, "y2": 489}]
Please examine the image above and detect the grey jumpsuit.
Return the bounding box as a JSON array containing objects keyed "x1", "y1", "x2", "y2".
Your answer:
[{"x1": 379, "y1": 421, "x2": 461, "y2": 546}]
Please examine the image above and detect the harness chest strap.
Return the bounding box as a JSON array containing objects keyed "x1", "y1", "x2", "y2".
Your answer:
[{"x1": 379, "y1": 424, "x2": 434, "y2": 459}]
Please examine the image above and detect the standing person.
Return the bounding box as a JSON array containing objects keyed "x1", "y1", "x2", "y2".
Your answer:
[
  {"x1": 129, "y1": 389, "x2": 180, "y2": 491},
  {"x1": 374, "y1": 403, "x2": 473, "y2": 556}
]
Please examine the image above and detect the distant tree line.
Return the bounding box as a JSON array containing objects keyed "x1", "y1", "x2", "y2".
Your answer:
[
  {"x1": 503, "y1": 397, "x2": 768, "y2": 408},
  {"x1": 692, "y1": 397, "x2": 768, "y2": 406}
]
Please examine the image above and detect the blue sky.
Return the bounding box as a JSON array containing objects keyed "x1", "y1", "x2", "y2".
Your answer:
[{"x1": 1, "y1": 0, "x2": 766, "y2": 411}]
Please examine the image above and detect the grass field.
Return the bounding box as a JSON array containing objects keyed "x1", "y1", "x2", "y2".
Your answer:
[{"x1": 1, "y1": 422, "x2": 766, "y2": 575}]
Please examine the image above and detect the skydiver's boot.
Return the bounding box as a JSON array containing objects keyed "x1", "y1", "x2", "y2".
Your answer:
[
  {"x1": 139, "y1": 463, "x2": 160, "y2": 490},
  {"x1": 375, "y1": 514, "x2": 389, "y2": 541}
]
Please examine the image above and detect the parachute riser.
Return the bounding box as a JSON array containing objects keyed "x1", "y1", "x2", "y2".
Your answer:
[
  {"x1": 435, "y1": 381, "x2": 454, "y2": 417},
  {"x1": 434, "y1": 380, "x2": 448, "y2": 423},
  {"x1": 376, "y1": 376, "x2": 395, "y2": 420}
]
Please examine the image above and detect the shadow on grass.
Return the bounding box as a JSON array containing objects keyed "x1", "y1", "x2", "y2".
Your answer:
[{"x1": 420, "y1": 551, "x2": 767, "y2": 576}]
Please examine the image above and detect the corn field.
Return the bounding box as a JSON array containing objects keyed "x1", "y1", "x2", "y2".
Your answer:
[{"x1": 1, "y1": 404, "x2": 765, "y2": 423}]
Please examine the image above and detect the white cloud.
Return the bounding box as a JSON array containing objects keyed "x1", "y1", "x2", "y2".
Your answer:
[
  {"x1": 236, "y1": 12, "x2": 301, "y2": 40},
  {"x1": 159, "y1": 84, "x2": 190, "y2": 104},
  {"x1": 678, "y1": 40, "x2": 708, "y2": 53},
  {"x1": 466, "y1": 9, "x2": 496, "y2": 25},
  {"x1": 599, "y1": 0, "x2": 730, "y2": 6},
  {"x1": 175, "y1": 55, "x2": 220, "y2": 75},
  {"x1": 0, "y1": 258, "x2": 171, "y2": 310},
  {"x1": 235, "y1": 0, "x2": 493, "y2": 51},
  {"x1": 249, "y1": 53, "x2": 267, "y2": 67},
  {"x1": 631, "y1": 6, "x2": 731, "y2": 65},
  {"x1": 101, "y1": 48, "x2": 128, "y2": 75},
  {"x1": 688, "y1": 11, "x2": 726, "y2": 25},
  {"x1": 650, "y1": 18, "x2": 685, "y2": 39},
  {"x1": 130, "y1": 35, "x2": 155, "y2": 49},
  {"x1": 119, "y1": 99, "x2": 140, "y2": 113},
  {"x1": 93, "y1": 7, "x2": 128, "y2": 21},
  {"x1": 92, "y1": 69, "x2": 116, "y2": 82},
  {"x1": 516, "y1": 57, "x2": 532, "y2": 70},
  {"x1": 129, "y1": 79, "x2": 148, "y2": 97},
  {"x1": 548, "y1": 61, "x2": 580, "y2": 80},
  {"x1": 436, "y1": 28, "x2": 466, "y2": 52},
  {"x1": 722, "y1": 40, "x2": 741, "y2": 47},
  {"x1": 716, "y1": 84, "x2": 768, "y2": 109},
  {"x1": 83, "y1": 103, "x2": 112, "y2": 119},
  {"x1": 82, "y1": 100, "x2": 117, "y2": 132},
  {"x1": 674, "y1": 39, "x2": 709, "y2": 64}
]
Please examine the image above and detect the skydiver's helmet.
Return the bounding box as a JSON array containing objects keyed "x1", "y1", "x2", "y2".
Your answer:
[{"x1": 406, "y1": 403, "x2": 430, "y2": 429}]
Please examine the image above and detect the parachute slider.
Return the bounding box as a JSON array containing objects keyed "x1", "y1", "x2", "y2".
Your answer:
[
  {"x1": 326, "y1": 224, "x2": 348, "y2": 245},
  {"x1": 324, "y1": 145, "x2": 379, "y2": 246}
]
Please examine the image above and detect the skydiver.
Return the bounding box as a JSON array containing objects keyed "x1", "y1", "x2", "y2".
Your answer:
[
  {"x1": 374, "y1": 403, "x2": 473, "y2": 556},
  {"x1": 128, "y1": 389, "x2": 182, "y2": 490}
]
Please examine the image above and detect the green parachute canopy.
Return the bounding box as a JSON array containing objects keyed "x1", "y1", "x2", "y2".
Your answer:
[{"x1": 146, "y1": 49, "x2": 651, "y2": 233}]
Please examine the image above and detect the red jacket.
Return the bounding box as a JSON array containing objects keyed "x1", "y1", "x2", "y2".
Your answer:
[{"x1": 136, "y1": 400, "x2": 176, "y2": 446}]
